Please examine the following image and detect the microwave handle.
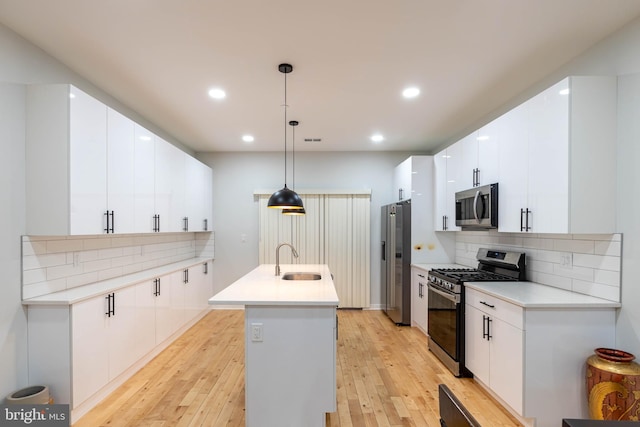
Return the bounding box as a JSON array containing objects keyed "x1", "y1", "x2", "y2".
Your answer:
[{"x1": 473, "y1": 190, "x2": 481, "y2": 223}]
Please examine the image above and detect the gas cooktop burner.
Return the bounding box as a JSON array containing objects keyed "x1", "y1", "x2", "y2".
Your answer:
[{"x1": 430, "y1": 268, "x2": 515, "y2": 282}]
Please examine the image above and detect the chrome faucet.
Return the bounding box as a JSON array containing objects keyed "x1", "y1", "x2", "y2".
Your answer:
[{"x1": 275, "y1": 243, "x2": 299, "y2": 276}]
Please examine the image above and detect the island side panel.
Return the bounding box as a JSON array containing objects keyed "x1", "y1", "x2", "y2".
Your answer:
[{"x1": 245, "y1": 305, "x2": 337, "y2": 427}]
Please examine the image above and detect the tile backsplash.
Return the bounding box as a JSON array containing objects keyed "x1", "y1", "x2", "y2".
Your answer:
[
  {"x1": 455, "y1": 231, "x2": 622, "y2": 302},
  {"x1": 22, "y1": 232, "x2": 215, "y2": 300}
]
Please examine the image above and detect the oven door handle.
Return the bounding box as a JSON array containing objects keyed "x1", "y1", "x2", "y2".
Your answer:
[{"x1": 427, "y1": 283, "x2": 460, "y2": 304}]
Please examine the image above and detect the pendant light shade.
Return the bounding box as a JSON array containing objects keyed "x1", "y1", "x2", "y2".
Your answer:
[
  {"x1": 268, "y1": 63, "x2": 304, "y2": 210},
  {"x1": 268, "y1": 185, "x2": 304, "y2": 210},
  {"x1": 283, "y1": 119, "x2": 306, "y2": 215}
]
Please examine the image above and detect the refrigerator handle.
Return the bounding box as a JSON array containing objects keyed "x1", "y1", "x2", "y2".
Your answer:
[{"x1": 381, "y1": 241, "x2": 386, "y2": 261}]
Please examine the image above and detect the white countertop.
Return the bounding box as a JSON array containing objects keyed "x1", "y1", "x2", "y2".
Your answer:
[
  {"x1": 465, "y1": 281, "x2": 621, "y2": 308},
  {"x1": 411, "y1": 263, "x2": 467, "y2": 273},
  {"x1": 23, "y1": 257, "x2": 212, "y2": 306},
  {"x1": 209, "y1": 264, "x2": 339, "y2": 306}
]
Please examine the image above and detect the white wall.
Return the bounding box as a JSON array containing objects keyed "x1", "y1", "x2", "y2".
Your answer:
[
  {"x1": 197, "y1": 151, "x2": 418, "y2": 304},
  {"x1": 0, "y1": 83, "x2": 27, "y2": 400}
]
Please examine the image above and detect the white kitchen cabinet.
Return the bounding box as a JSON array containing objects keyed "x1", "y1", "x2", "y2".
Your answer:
[
  {"x1": 155, "y1": 137, "x2": 186, "y2": 232},
  {"x1": 498, "y1": 76, "x2": 617, "y2": 233},
  {"x1": 465, "y1": 295, "x2": 523, "y2": 414},
  {"x1": 433, "y1": 146, "x2": 461, "y2": 231},
  {"x1": 465, "y1": 285, "x2": 617, "y2": 427},
  {"x1": 134, "y1": 124, "x2": 157, "y2": 232},
  {"x1": 458, "y1": 125, "x2": 500, "y2": 190},
  {"x1": 70, "y1": 293, "x2": 110, "y2": 407},
  {"x1": 26, "y1": 83, "x2": 214, "y2": 235},
  {"x1": 26, "y1": 84, "x2": 107, "y2": 235},
  {"x1": 410, "y1": 267, "x2": 428, "y2": 334},
  {"x1": 106, "y1": 108, "x2": 136, "y2": 234},
  {"x1": 185, "y1": 156, "x2": 213, "y2": 231},
  {"x1": 393, "y1": 157, "x2": 413, "y2": 201},
  {"x1": 26, "y1": 258, "x2": 213, "y2": 422},
  {"x1": 395, "y1": 156, "x2": 455, "y2": 264},
  {"x1": 71, "y1": 284, "x2": 141, "y2": 406}
]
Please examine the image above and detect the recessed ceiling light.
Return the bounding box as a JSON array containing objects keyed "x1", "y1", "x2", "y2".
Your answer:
[
  {"x1": 139, "y1": 135, "x2": 152, "y2": 141},
  {"x1": 242, "y1": 135, "x2": 254, "y2": 143},
  {"x1": 208, "y1": 88, "x2": 226, "y2": 100},
  {"x1": 402, "y1": 87, "x2": 420, "y2": 98},
  {"x1": 371, "y1": 134, "x2": 384, "y2": 143},
  {"x1": 559, "y1": 88, "x2": 570, "y2": 95},
  {"x1": 477, "y1": 135, "x2": 489, "y2": 141}
]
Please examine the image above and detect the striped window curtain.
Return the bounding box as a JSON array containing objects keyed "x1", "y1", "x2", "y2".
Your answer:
[{"x1": 257, "y1": 191, "x2": 371, "y2": 308}]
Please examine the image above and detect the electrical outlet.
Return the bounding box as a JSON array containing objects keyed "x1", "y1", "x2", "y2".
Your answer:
[
  {"x1": 251, "y1": 323, "x2": 263, "y2": 342},
  {"x1": 560, "y1": 254, "x2": 573, "y2": 269}
]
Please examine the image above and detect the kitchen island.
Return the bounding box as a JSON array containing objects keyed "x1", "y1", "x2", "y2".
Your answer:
[{"x1": 209, "y1": 264, "x2": 339, "y2": 427}]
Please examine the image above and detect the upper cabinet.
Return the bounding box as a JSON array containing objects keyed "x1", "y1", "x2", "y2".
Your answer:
[
  {"x1": 392, "y1": 157, "x2": 413, "y2": 201},
  {"x1": 433, "y1": 145, "x2": 461, "y2": 232},
  {"x1": 498, "y1": 76, "x2": 617, "y2": 233},
  {"x1": 26, "y1": 84, "x2": 213, "y2": 235},
  {"x1": 434, "y1": 75, "x2": 617, "y2": 235}
]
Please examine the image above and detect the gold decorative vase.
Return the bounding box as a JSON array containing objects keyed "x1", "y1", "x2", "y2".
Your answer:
[{"x1": 586, "y1": 347, "x2": 640, "y2": 421}]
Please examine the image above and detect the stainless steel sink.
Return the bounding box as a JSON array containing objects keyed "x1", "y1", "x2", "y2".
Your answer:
[{"x1": 281, "y1": 272, "x2": 322, "y2": 281}]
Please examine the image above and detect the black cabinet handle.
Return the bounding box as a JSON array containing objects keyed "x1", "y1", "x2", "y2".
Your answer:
[
  {"x1": 105, "y1": 293, "x2": 115, "y2": 317},
  {"x1": 183, "y1": 269, "x2": 189, "y2": 284},
  {"x1": 482, "y1": 315, "x2": 488, "y2": 339},
  {"x1": 520, "y1": 208, "x2": 532, "y2": 232},
  {"x1": 153, "y1": 214, "x2": 161, "y2": 232},
  {"x1": 203, "y1": 262, "x2": 208, "y2": 275},
  {"x1": 399, "y1": 188, "x2": 403, "y2": 200},
  {"x1": 183, "y1": 217, "x2": 189, "y2": 232},
  {"x1": 104, "y1": 210, "x2": 114, "y2": 234},
  {"x1": 153, "y1": 278, "x2": 161, "y2": 296},
  {"x1": 482, "y1": 315, "x2": 493, "y2": 340},
  {"x1": 418, "y1": 273, "x2": 425, "y2": 278},
  {"x1": 480, "y1": 301, "x2": 495, "y2": 309},
  {"x1": 203, "y1": 218, "x2": 208, "y2": 231}
]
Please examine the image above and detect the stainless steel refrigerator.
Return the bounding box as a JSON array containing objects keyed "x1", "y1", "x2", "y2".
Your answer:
[{"x1": 381, "y1": 200, "x2": 411, "y2": 325}]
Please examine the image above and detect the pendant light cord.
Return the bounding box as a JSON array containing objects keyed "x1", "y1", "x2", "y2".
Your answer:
[{"x1": 283, "y1": 71, "x2": 288, "y2": 187}]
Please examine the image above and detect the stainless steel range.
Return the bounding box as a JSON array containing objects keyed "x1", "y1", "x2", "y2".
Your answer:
[{"x1": 427, "y1": 248, "x2": 526, "y2": 377}]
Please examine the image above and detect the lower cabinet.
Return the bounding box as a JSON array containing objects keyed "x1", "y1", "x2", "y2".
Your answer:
[
  {"x1": 26, "y1": 260, "x2": 213, "y2": 422},
  {"x1": 411, "y1": 267, "x2": 428, "y2": 334},
  {"x1": 465, "y1": 287, "x2": 616, "y2": 427},
  {"x1": 465, "y1": 295, "x2": 523, "y2": 413}
]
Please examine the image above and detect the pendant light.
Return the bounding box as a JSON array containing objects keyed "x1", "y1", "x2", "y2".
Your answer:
[
  {"x1": 267, "y1": 63, "x2": 304, "y2": 210},
  {"x1": 283, "y1": 120, "x2": 306, "y2": 216}
]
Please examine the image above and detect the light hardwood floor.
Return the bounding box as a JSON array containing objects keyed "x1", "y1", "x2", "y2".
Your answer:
[{"x1": 74, "y1": 309, "x2": 524, "y2": 427}]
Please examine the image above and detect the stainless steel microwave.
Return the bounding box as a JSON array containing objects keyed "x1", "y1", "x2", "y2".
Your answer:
[{"x1": 455, "y1": 183, "x2": 498, "y2": 229}]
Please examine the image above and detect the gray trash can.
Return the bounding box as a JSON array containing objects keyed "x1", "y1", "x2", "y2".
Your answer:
[{"x1": 5, "y1": 385, "x2": 51, "y2": 405}]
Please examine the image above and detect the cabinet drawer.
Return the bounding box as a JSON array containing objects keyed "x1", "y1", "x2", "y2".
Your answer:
[{"x1": 466, "y1": 288, "x2": 523, "y2": 330}]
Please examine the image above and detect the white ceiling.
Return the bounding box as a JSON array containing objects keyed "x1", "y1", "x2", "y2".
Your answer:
[{"x1": 1, "y1": 1, "x2": 640, "y2": 153}]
